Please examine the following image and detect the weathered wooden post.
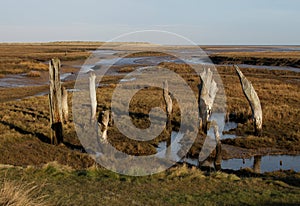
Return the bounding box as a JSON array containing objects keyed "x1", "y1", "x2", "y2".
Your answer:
[
  {"x1": 199, "y1": 68, "x2": 218, "y2": 134},
  {"x1": 212, "y1": 121, "x2": 222, "y2": 171},
  {"x1": 163, "y1": 80, "x2": 173, "y2": 129},
  {"x1": 89, "y1": 72, "x2": 97, "y2": 124},
  {"x1": 49, "y1": 58, "x2": 63, "y2": 145},
  {"x1": 61, "y1": 86, "x2": 69, "y2": 123},
  {"x1": 234, "y1": 65, "x2": 263, "y2": 136},
  {"x1": 163, "y1": 80, "x2": 173, "y2": 146},
  {"x1": 98, "y1": 110, "x2": 110, "y2": 143},
  {"x1": 253, "y1": 155, "x2": 262, "y2": 173}
]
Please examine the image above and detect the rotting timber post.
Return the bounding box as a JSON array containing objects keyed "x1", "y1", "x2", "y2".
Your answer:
[
  {"x1": 163, "y1": 80, "x2": 173, "y2": 129},
  {"x1": 98, "y1": 110, "x2": 110, "y2": 143},
  {"x1": 163, "y1": 80, "x2": 173, "y2": 146},
  {"x1": 198, "y1": 68, "x2": 218, "y2": 134},
  {"x1": 49, "y1": 58, "x2": 63, "y2": 145},
  {"x1": 62, "y1": 86, "x2": 69, "y2": 123},
  {"x1": 234, "y1": 65, "x2": 263, "y2": 136},
  {"x1": 88, "y1": 72, "x2": 101, "y2": 144},
  {"x1": 89, "y1": 72, "x2": 97, "y2": 124},
  {"x1": 212, "y1": 121, "x2": 222, "y2": 170}
]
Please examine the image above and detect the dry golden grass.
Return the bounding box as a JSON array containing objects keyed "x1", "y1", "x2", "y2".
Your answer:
[
  {"x1": 0, "y1": 85, "x2": 49, "y2": 103},
  {"x1": 213, "y1": 51, "x2": 300, "y2": 59},
  {"x1": 0, "y1": 179, "x2": 49, "y2": 206},
  {"x1": 117, "y1": 66, "x2": 136, "y2": 73},
  {"x1": 0, "y1": 60, "x2": 44, "y2": 75},
  {"x1": 0, "y1": 42, "x2": 103, "y2": 75},
  {"x1": 217, "y1": 65, "x2": 300, "y2": 149},
  {"x1": 26, "y1": 71, "x2": 41, "y2": 77},
  {"x1": 210, "y1": 53, "x2": 300, "y2": 68}
]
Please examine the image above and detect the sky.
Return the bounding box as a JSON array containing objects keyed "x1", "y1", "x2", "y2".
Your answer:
[{"x1": 0, "y1": 0, "x2": 299, "y2": 45}]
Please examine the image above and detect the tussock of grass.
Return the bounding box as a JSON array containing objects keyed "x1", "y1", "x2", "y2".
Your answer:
[
  {"x1": 210, "y1": 171, "x2": 241, "y2": 181},
  {"x1": 0, "y1": 179, "x2": 49, "y2": 206},
  {"x1": 166, "y1": 164, "x2": 206, "y2": 180},
  {"x1": 42, "y1": 162, "x2": 73, "y2": 174}
]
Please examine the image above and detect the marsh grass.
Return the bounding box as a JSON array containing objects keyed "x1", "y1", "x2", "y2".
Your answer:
[
  {"x1": 0, "y1": 62, "x2": 299, "y2": 169},
  {"x1": 0, "y1": 43, "x2": 102, "y2": 75},
  {"x1": 216, "y1": 66, "x2": 300, "y2": 150},
  {"x1": 0, "y1": 60, "x2": 48, "y2": 75}
]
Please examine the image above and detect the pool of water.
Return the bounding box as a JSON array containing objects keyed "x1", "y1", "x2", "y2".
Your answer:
[
  {"x1": 222, "y1": 155, "x2": 300, "y2": 173},
  {"x1": 183, "y1": 155, "x2": 300, "y2": 173},
  {"x1": 0, "y1": 71, "x2": 74, "y2": 88},
  {"x1": 155, "y1": 131, "x2": 300, "y2": 173},
  {"x1": 0, "y1": 74, "x2": 47, "y2": 88}
]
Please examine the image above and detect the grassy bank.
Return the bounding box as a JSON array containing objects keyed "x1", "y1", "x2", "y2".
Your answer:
[{"x1": 1, "y1": 163, "x2": 300, "y2": 206}]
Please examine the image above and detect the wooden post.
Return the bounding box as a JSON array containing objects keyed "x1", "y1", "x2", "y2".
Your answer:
[
  {"x1": 253, "y1": 155, "x2": 262, "y2": 173},
  {"x1": 163, "y1": 81, "x2": 173, "y2": 117},
  {"x1": 199, "y1": 68, "x2": 218, "y2": 134},
  {"x1": 61, "y1": 86, "x2": 69, "y2": 123},
  {"x1": 98, "y1": 110, "x2": 110, "y2": 142},
  {"x1": 234, "y1": 65, "x2": 263, "y2": 136},
  {"x1": 49, "y1": 58, "x2": 63, "y2": 145},
  {"x1": 89, "y1": 72, "x2": 97, "y2": 124},
  {"x1": 211, "y1": 121, "x2": 222, "y2": 171},
  {"x1": 163, "y1": 80, "x2": 173, "y2": 146}
]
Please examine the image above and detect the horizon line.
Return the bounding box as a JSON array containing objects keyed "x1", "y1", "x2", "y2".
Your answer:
[{"x1": 0, "y1": 41, "x2": 299, "y2": 47}]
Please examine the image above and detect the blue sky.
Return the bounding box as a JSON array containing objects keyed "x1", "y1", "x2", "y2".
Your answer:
[{"x1": 0, "y1": 0, "x2": 299, "y2": 44}]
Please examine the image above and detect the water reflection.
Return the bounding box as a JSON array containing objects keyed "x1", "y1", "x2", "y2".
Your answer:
[
  {"x1": 209, "y1": 113, "x2": 238, "y2": 140},
  {"x1": 253, "y1": 156, "x2": 262, "y2": 173},
  {"x1": 156, "y1": 132, "x2": 184, "y2": 162}
]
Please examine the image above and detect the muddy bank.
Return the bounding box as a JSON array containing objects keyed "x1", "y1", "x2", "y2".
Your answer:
[{"x1": 210, "y1": 55, "x2": 300, "y2": 68}]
